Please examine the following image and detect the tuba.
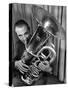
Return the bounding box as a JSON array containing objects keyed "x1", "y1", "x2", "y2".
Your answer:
[{"x1": 20, "y1": 12, "x2": 65, "y2": 85}]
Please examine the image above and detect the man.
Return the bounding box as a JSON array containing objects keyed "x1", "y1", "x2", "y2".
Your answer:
[
  {"x1": 12, "y1": 19, "x2": 49, "y2": 86},
  {"x1": 12, "y1": 19, "x2": 32, "y2": 86},
  {"x1": 12, "y1": 19, "x2": 60, "y2": 87},
  {"x1": 14, "y1": 19, "x2": 31, "y2": 72}
]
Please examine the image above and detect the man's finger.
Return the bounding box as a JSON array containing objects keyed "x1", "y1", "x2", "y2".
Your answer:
[
  {"x1": 18, "y1": 65, "x2": 28, "y2": 73},
  {"x1": 19, "y1": 62, "x2": 29, "y2": 70},
  {"x1": 18, "y1": 63, "x2": 29, "y2": 72},
  {"x1": 17, "y1": 66, "x2": 24, "y2": 74},
  {"x1": 21, "y1": 63, "x2": 29, "y2": 69}
]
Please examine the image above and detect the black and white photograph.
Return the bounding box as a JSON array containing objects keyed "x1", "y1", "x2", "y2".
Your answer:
[{"x1": 9, "y1": 3, "x2": 66, "y2": 87}]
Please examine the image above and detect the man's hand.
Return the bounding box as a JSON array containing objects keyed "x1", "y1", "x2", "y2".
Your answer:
[
  {"x1": 15, "y1": 60, "x2": 29, "y2": 74},
  {"x1": 38, "y1": 61, "x2": 52, "y2": 72}
]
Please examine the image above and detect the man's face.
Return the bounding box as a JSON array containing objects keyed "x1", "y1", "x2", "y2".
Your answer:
[{"x1": 15, "y1": 25, "x2": 29, "y2": 43}]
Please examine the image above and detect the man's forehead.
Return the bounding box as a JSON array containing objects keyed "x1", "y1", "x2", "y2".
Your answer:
[{"x1": 15, "y1": 26, "x2": 27, "y2": 34}]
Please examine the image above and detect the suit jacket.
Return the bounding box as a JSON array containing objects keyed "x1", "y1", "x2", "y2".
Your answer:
[{"x1": 12, "y1": 34, "x2": 32, "y2": 77}]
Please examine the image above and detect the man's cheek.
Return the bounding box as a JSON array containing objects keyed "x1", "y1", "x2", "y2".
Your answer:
[
  {"x1": 19, "y1": 37, "x2": 22, "y2": 41},
  {"x1": 18, "y1": 36, "x2": 24, "y2": 41}
]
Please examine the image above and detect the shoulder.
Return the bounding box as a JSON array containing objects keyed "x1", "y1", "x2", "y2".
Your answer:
[{"x1": 14, "y1": 40, "x2": 25, "y2": 60}]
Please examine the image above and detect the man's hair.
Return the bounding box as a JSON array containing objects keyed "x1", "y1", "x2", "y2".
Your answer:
[{"x1": 14, "y1": 19, "x2": 30, "y2": 33}]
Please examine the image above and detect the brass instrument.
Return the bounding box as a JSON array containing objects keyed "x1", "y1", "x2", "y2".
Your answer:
[
  {"x1": 20, "y1": 22, "x2": 57, "y2": 85},
  {"x1": 20, "y1": 13, "x2": 64, "y2": 85}
]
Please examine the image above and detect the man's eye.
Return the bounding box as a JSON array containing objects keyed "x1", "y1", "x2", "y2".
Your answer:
[
  {"x1": 18, "y1": 34, "x2": 22, "y2": 36},
  {"x1": 24, "y1": 32, "x2": 29, "y2": 35}
]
